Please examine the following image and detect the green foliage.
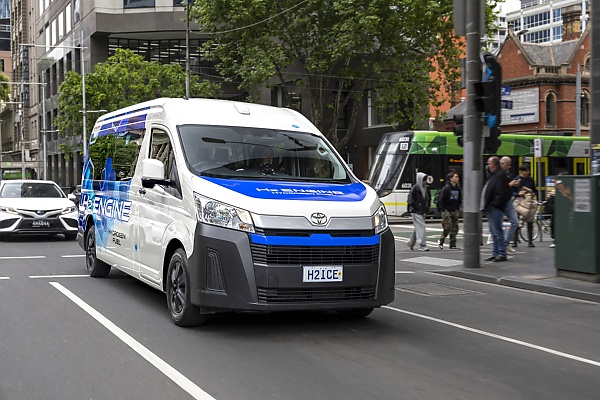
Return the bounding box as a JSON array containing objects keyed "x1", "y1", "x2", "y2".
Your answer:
[
  {"x1": 193, "y1": 0, "x2": 496, "y2": 149},
  {"x1": 0, "y1": 74, "x2": 10, "y2": 102},
  {"x1": 88, "y1": 135, "x2": 139, "y2": 180},
  {"x1": 55, "y1": 49, "x2": 221, "y2": 140}
]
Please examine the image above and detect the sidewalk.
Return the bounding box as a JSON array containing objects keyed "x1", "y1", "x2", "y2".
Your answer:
[{"x1": 431, "y1": 243, "x2": 600, "y2": 303}]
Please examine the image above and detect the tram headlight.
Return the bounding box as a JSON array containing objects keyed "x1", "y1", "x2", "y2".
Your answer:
[{"x1": 373, "y1": 204, "x2": 388, "y2": 234}]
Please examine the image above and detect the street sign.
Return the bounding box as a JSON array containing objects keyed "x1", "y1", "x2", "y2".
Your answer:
[
  {"x1": 534, "y1": 138, "x2": 543, "y2": 158},
  {"x1": 501, "y1": 86, "x2": 511, "y2": 96},
  {"x1": 501, "y1": 100, "x2": 513, "y2": 109}
]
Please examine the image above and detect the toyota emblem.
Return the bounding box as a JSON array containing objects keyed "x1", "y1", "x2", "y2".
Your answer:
[
  {"x1": 36, "y1": 210, "x2": 46, "y2": 216},
  {"x1": 310, "y1": 212, "x2": 327, "y2": 226}
]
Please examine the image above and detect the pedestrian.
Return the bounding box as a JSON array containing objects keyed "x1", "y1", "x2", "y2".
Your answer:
[
  {"x1": 480, "y1": 156, "x2": 512, "y2": 262},
  {"x1": 407, "y1": 171, "x2": 431, "y2": 251},
  {"x1": 437, "y1": 170, "x2": 462, "y2": 249},
  {"x1": 512, "y1": 164, "x2": 537, "y2": 247},
  {"x1": 500, "y1": 156, "x2": 519, "y2": 254}
]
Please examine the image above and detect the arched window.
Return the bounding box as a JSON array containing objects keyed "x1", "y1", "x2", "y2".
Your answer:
[
  {"x1": 581, "y1": 90, "x2": 590, "y2": 127},
  {"x1": 545, "y1": 92, "x2": 557, "y2": 127},
  {"x1": 584, "y1": 56, "x2": 591, "y2": 73}
]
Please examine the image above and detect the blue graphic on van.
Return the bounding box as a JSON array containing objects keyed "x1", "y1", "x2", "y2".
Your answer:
[
  {"x1": 90, "y1": 113, "x2": 147, "y2": 143},
  {"x1": 79, "y1": 155, "x2": 133, "y2": 250},
  {"x1": 250, "y1": 233, "x2": 379, "y2": 246},
  {"x1": 201, "y1": 177, "x2": 367, "y2": 201}
]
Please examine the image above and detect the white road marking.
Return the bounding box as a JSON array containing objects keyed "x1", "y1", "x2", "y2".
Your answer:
[
  {"x1": 62, "y1": 255, "x2": 85, "y2": 258},
  {"x1": 383, "y1": 305, "x2": 600, "y2": 367},
  {"x1": 395, "y1": 271, "x2": 415, "y2": 274},
  {"x1": 403, "y1": 256, "x2": 463, "y2": 267},
  {"x1": 0, "y1": 256, "x2": 46, "y2": 260},
  {"x1": 50, "y1": 282, "x2": 215, "y2": 400},
  {"x1": 0, "y1": 277, "x2": 9, "y2": 280},
  {"x1": 30, "y1": 275, "x2": 89, "y2": 279}
]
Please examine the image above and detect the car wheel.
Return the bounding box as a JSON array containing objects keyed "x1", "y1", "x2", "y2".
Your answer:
[
  {"x1": 64, "y1": 232, "x2": 77, "y2": 241},
  {"x1": 85, "y1": 225, "x2": 111, "y2": 277},
  {"x1": 166, "y1": 248, "x2": 207, "y2": 327},
  {"x1": 335, "y1": 308, "x2": 374, "y2": 319}
]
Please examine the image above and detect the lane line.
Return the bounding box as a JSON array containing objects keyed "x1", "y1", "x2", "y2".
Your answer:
[
  {"x1": 0, "y1": 256, "x2": 46, "y2": 260},
  {"x1": 395, "y1": 271, "x2": 415, "y2": 274},
  {"x1": 0, "y1": 277, "x2": 9, "y2": 280},
  {"x1": 62, "y1": 255, "x2": 85, "y2": 258},
  {"x1": 49, "y1": 282, "x2": 215, "y2": 400},
  {"x1": 383, "y1": 305, "x2": 600, "y2": 368},
  {"x1": 30, "y1": 275, "x2": 89, "y2": 279}
]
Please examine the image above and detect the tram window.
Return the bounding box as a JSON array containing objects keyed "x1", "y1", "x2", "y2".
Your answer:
[
  {"x1": 576, "y1": 163, "x2": 585, "y2": 175},
  {"x1": 396, "y1": 155, "x2": 415, "y2": 190}
]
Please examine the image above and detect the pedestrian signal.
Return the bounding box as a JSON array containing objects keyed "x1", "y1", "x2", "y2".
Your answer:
[{"x1": 453, "y1": 114, "x2": 464, "y2": 147}]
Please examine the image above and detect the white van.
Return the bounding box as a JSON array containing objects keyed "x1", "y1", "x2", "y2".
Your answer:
[{"x1": 78, "y1": 98, "x2": 395, "y2": 326}]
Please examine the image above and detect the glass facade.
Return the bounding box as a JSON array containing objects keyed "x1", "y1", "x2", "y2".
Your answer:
[{"x1": 108, "y1": 38, "x2": 219, "y2": 78}]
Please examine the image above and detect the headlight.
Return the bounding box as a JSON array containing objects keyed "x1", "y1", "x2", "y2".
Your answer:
[
  {"x1": 0, "y1": 206, "x2": 18, "y2": 214},
  {"x1": 61, "y1": 206, "x2": 77, "y2": 214},
  {"x1": 373, "y1": 204, "x2": 388, "y2": 234},
  {"x1": 194, "y1": 192, "x2": 255, "y2": 233}
]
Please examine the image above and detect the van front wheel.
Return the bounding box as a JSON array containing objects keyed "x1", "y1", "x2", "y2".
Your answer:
[
  {"x1": 166, "y1": 249, "x2": 207, "y2": 327},
  {"x1": 85, "y1": 225, "x2": 111, "y2": 277}
]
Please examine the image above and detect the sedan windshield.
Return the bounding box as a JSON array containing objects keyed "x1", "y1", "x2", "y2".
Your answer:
[
  {"x1": 179, "y1": 125, "x2": 351, "y2": 183},
  {"x1": 0, "y1": 182, "x2": 66, "y2": 198}
]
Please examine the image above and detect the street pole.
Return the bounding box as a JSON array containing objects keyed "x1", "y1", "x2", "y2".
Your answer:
[
  {"x1": 463, "y1": 0, "x2": 484, "y2": 268},
  {"x1": 81, "y1": 31, "x2": 88, "y2": 159},
  {"x1": 185, "y1": 0, "x2": 191, "y2": 99},
  {"x1": 576, "y1": 65, "x2": 581, "y2": 136},
  {"x1": 42, "y1": 74, "x2": 47, "y2": 179},
  {"x1": 19, "y1": 87, "x2": 25, "y2": 179}
]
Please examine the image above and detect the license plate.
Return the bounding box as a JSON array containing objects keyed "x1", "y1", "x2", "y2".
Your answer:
[
  {"x1": 303, "y1": 266, "x2": 343, "y2": 283},
  {"x1": 32, "y1": 220, "x2": 50, "y2": 228}
]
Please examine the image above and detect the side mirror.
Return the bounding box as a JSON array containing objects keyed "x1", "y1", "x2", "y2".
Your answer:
[{"x1": 141, "y1": 159, "x2": 170, "y2": 188}]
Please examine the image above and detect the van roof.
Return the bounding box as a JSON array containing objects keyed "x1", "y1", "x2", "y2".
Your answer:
[{"x1": 93, "y1": 98, "x2": 319, "y2": 134}]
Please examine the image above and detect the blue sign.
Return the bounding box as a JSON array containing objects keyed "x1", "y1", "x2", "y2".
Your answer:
[{"x1": 501, "y1": 86, "x2": 511, "y2": 96}]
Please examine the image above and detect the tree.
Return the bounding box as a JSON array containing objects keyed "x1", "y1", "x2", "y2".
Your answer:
[
  {"x1": 193, "y1": 0, "x2": 498, "y2": 149},
  {"x1": 55, "y1": 49, "x2": 221, "y2": 149},
  {"x1": 0, "y1": 74, "x2": 10, "y2": 102}
]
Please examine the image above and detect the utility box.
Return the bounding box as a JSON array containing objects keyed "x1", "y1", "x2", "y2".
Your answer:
[{"x1": 555, "y1": 175, "x2": 600, "y2": 282}]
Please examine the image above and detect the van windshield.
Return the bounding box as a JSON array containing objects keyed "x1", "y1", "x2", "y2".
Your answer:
[{"x1": 179, "y1": 125, "x2": 352, "y2": 183}]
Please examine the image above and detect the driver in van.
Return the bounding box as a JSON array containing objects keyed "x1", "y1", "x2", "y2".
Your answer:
[{"x1": 250, "y1": 146, "x2": 275, "y2": 174}]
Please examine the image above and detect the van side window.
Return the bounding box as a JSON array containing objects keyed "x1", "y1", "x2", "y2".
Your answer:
[
  {"x1": 88, "y1": 121, "x2": 145, "y2": 181},
  {"x1": 150, "y1": 129, "x2": 174, "y2": 180}
]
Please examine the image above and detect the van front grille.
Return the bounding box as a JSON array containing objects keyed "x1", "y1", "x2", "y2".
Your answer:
[
  {"x1": 250, "y1": 244, "x2": 379, "y2": 265},
  {"x1": 257, "y1": 286, "x2": 376, "y2": 303}
]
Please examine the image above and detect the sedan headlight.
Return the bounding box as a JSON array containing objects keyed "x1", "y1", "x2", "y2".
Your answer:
[
  {"x1": 372, "y1": 204, "x2": 388, "y2": 234},
  {"x1": 61, "y1": 206, "x2": 77, "y2": 215},
  {"x1": 194, "y1": 192, "x2": 255, "y2": 233},
  {"x1": 0, "y1": 206, "x2": 18, "y2": 214}
]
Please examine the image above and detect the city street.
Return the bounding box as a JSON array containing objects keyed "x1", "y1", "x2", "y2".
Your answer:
[{"x1": 1, "y1": 229, "x2": 599, "y2": 400}]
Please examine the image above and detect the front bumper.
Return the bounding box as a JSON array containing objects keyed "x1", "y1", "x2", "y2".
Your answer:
[
  {"x1": 0, "y1": 212, "x2": 79, "y2": 236},
  {"x1": 188, "y1": 224, "x2": 395, "y2": 313}
]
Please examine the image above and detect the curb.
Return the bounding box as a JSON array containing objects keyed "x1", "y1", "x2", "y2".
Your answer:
[{"x1": 433, "y1": 270, "x2": 600, "y2": 304}]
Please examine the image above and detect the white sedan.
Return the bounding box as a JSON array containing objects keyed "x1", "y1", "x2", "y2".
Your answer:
[{"x1": 0, "y1": 180, "x2": 78, "y2": 240}]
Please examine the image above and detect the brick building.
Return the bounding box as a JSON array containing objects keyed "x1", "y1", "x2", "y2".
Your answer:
[{"x1": 439, "y1": 5, "x2": 590, "y2": 137}]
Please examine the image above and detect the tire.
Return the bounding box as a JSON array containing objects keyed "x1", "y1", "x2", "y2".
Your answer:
[
  {"x1": 336, "y1": 308, "x2": 374, "y2": 319},
  {"x1": 519, "y1": 220, "x2": 540, "y2": 242},
  {"x1": 166, "y1": 248, "x2": 207, "y2": 327},
  {"x1": 85, "y1": 225, "x2": 111, "y2": 277},
  {"x1": 64, "y1": 232, "x2": 77, "y2": 241}
]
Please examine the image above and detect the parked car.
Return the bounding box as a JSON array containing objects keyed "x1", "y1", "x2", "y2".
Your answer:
[{"x1": 0, "y1": 180, "x2": 78, "y2": 240}]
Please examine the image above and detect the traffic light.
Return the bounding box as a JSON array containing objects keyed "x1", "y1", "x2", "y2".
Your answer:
[
  {"x1": 484, "y1": 126, "x2": 502, "y2": 154},
  {"x1": 475, "y1": 52, "x2": 502, "y2": 128},
  {"x1": 453, "y1": 114, "x2": 464, "y2": 147}
]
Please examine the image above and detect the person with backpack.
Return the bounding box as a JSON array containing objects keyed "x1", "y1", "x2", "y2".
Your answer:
[
  {"x1": 437, "y1": 171, "x2": 462, "y2": 249},
  {"x1": 407, "y1": 171, "x2": 431, "y2": 251}
]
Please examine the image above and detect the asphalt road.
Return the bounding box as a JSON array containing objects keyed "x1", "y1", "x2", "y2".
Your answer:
[{"x1": 1, "y1": 232, "x2": 599, "y2": 400}]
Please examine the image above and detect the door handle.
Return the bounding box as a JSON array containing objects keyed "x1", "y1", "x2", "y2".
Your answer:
[{"x1": 139, "y1": 188, "x2": 146, "y2": 195}]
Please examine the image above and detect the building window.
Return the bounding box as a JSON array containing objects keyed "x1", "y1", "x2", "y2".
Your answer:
[
  {"x1": 584, "y1": 56, "x2": 591, "y2": 72},
  {"x1": 553, "y1": 9, "x2": 561, "y2": 22},
  {"x1": 545, "y1": 92, "x2": 557, "y2": 127},
  {"x1": 552, "y1": 26, "x2": 562, "y2": 41},
  {"x1": 581, "y1": 91, "x2": 590, "y2": 127},
  {"x1": 124, "y1": 0, "x2": 155, "y2": 8}
]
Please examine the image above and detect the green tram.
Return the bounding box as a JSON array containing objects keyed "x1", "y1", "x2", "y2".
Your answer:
[{"x1": 366, "y1": 131, "x2": 590, "y2": 216}]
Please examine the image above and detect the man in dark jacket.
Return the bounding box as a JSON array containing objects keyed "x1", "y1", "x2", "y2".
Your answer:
[
  {"x1": 481, "y1": 156, "x2": 512, "y2": 262},
  {"x1": 407, "y1": 171, "x2": 431, "y2": 251},
  {"x1": 437, "y1": 171, "x2": 462, "y2": 249}
]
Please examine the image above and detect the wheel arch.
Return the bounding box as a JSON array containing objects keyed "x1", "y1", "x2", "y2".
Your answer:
[{"x1": 162, "y1": 238, "x2": 185, "y2": 292}]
